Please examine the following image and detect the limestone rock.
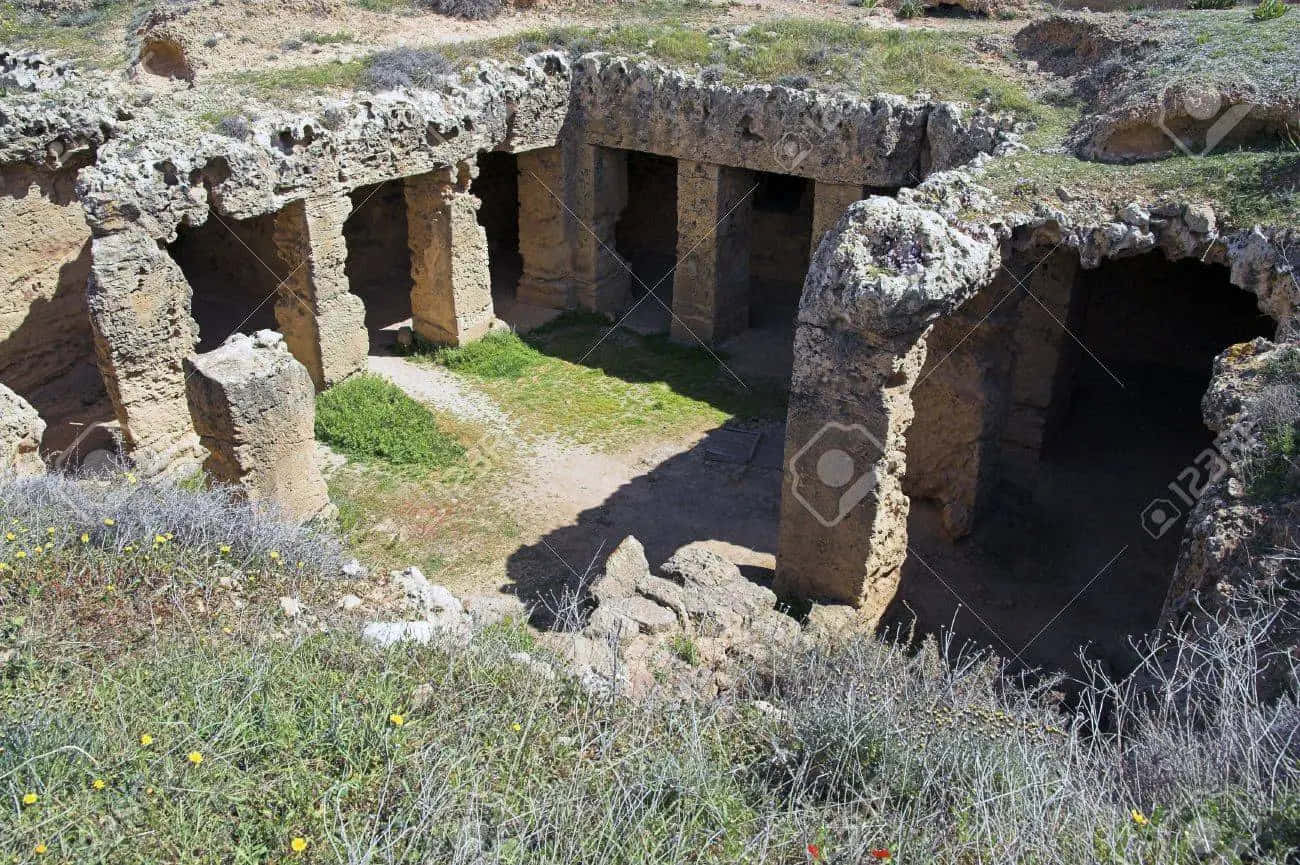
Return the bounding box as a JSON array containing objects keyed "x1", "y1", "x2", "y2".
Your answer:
[
  {"x1": 0, "y1": 48, "x2": 77, "y2": 92},
  {"x1": 183, "y1": 331, "x2": 331, "y2": 522},
  {"x1": 589, "y1": 535, "x2": 650, "y2": 604},
  {"x1": 461, "y1": 593, "x2": 531, "y2": 626},
  {"x1": 0, "y1": 385, "x2": 45, "y2": 475},
  {"x1": 363, "y1": 621, "x2": 438, "y2": 647},
  {"x1": 391, "y1": 566, "x2": 465, "y2": 621}
]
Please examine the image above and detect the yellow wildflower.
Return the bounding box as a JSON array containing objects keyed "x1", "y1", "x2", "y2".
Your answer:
[
  {"x1": 80, "y1": 533, "x2": 90, "y2": 544},
  {"x1": 389, "y1": 713, "x2": 405, "y2": 727},
  {"x1": 219, "y1": 544, "x2": 231, "y2": 555},
  {"x1": 139, "y1": 733, "x2": 154, "y2": 746},
  {"x1": 14, "y1": 550, "x2": 25, "y2": 559},
  {"x1": 124, "y1": 545, "x2": 135, "y2": 553},
  {"x1": 0, "y1": 562, "x2": 8, "y2": 571},
  {"x1": 186, "y1": 751, "x2": 203, "y2": 766},
  {"x1": 154, "y1": 534, "x2": 167, "y2": 545},
  {"x1": 268, "y1": 550, "x2": 280, "y2": 561},
  {"x1": 4, "y1": 531, "x2": 13, "y2": 541},
  {"x1": 92, "y1": 778, "x2": 106, "y2": 791},
  {"x1": 21, "y1": 792, "x2": 38, "y2": 806},
  {"x1": 103, "y1": 518, "x2": 115, "y2": 527},
  {"x1": 511, "y1": 722, "x2": 522, "y2": 733},
  {"x1": 296, "y1": 560, "x2": 304, "y2": 569},
  {"x1": 106, "y1": 584, "x2": 116, "y2": 592},
  {"x1": 1131, "y1": 809, "x2": 1149, "y2": 827},
  {"x1": 126, "y1": 471, "x2": 138, "y2": 484},
  {"x1": 34, "y1": 843, "x2": 47, "y2": 856},
  {"x1": 46, "y1": 527, "x2": 55, "y2": 536},
  {"x1": 290, "y1": 837, "x2": 308, "y2": 853}
]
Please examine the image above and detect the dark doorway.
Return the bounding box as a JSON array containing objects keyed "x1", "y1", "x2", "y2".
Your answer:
[
  {"x1": 343, "y1": 180, "x2": 412, "y2": 355},
  {"x1": 892, "y1": 254, "x2": 1274, "y2": 676}
]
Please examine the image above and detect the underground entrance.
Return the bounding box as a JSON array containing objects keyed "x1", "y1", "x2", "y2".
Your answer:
[
  {"x1": 342, "y1": 180, "x2": 412, "y2": 354},
  {"x1": 889, "y1": 251, "x2": 1276, "y2": 675},
  {"x1": 167, "y1": 209, "x2": 282, "y2": 353}
]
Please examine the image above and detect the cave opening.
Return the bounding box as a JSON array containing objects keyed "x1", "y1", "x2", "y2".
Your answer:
[
  {"x1": 343, "y1": 180, "x2": 412, "y2": 355},
  {"x1": 614, "y1": 151, "x2": 680, "y2": 335},
  {"x1": 167, "y1": 209, "x2": 282, "y2": 354},
  {"x1": 472, "y1": 151, "x2": 523, "y2": 324},
  {"x1": 891, "y1": 251, "x2": 1275, "y2": 675}
]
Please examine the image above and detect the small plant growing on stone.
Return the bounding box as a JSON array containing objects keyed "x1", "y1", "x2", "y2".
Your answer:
[
  {"x1": 361, "y1": 47, "x2": 452, "y2": 91},
  {"x1": 669, "y1": 633, "x2": 701, "y2": 666},
  {"x1": 1252, "y1": 0, "x2": 1288, "y2": 18},
  {"x1": 776, "y1": 73, "x2": 812, "y2": 89},
  {"x1": 419, "y1": 0, "x2": 503, "y2": 19},
  {"x1": 214, "y1": 114, "x2": 253, "y2": 140},
  {"x1": 896, "y1": 0, "x2": 924, "y2": 17}
]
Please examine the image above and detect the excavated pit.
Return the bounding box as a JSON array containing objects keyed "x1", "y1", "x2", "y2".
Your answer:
[{"x1": 889, "y1": 252, "x2": 1276, "y2": 674}]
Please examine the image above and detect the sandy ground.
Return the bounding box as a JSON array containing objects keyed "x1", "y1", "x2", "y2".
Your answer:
[{"x1": 366, "y1": 352, "x2": 785, "y2": 605}]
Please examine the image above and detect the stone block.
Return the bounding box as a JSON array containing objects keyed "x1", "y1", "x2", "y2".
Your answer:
[
  {"x1": 184, "y1": 330, "x2": 331, "y2": 521},
  {"x1": 671, "y1": 160, "x2": 754, "y2": 346},
  {"x1": 0, "y1": 384, "x2": 45, "y2": 475}
]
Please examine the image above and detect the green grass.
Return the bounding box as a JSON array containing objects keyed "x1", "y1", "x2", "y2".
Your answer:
[
  {"x1": 980, "y1": 147, "x2": 1300, "y2": 228},
  {"x1": 434, "y1": 330, "x2": 545, "y2": 378},
  {"x1": 315, "y1": 374, "x2": 466, "y2": 467},
  {"x1": 229, "y1": 58, "x2": 367, "y2": 95},
  {"x1": 0, "y1": 0, "x2": 136, "y2": 66},
  {"x1": 422, "y1": 314, "x2": 786, "y2": 449},
  {"x1": 300, "y1": 29, "x2": 355, "y2": 44},
  {"x1": 449, "y1": 19, "x2": 1049, "y2": 122}
]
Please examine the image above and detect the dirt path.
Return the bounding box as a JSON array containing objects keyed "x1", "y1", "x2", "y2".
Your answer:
[{"x1": 364, "y1": 353, "x2": 783, "y2": 598}]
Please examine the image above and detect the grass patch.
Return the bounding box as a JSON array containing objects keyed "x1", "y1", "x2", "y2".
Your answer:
[
  {"x1": 981, "y1": 147, "x2": 1300, "y2": 228},
  {"x1": 300, "y1": 29, "x2": 354, "y2": 44},
  {"x1": 229, "y1": 58, "x2": 366, "y2": 95},
  {"x1": 315, "y1": 374, "x2": 466, "y2": 468},
  {"x1": 423, "y1": 314, "x2": 785, "y2": 449},
  {"x1": 433, "y1": 330, "x2": 544, "y2": 378},
  {"x1": 445, "y1": 18, "x2": 1048, "y2": 121}
]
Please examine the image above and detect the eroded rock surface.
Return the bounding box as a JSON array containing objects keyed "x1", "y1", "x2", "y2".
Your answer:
[
  {"x1": 183, "y1": 330, "x2": 331, "y2": 521},
  {"x1": 0, "y1": 383, "x2": 46, "y2": 475}
]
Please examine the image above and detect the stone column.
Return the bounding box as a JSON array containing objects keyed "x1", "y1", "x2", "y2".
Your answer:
[
  {"x1": 184, "y1": 330, "x2": 331, "y2": 522},
  {"x1": 772, "y1": 196, "x2": 998, "y2": 621},
  {"x1": 810, "y1": 182, "x2": 864, "y2": 258},
  {"x1": 404, "y1": 165, "x2": 495, "y2": 346},
  {"x1": 271, "y1": 194, "x2": 368, "y2": 390},
  {"x1": 87, "y1": 231, "x2": 203, "y2": 471},
  {"x1": 775, "y1": 328, "x2": 929, "y2": 618},
  {"x1": 671, "y1": 160, "x2": 754, "y2": 346},
  {"x1": 516, "y1": 139, "x2": 630, "y2": 315}
]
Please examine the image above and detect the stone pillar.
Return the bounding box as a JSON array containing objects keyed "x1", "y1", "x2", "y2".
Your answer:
[
  {"x1": 517, "y1": 139, "x2": 630, "y2": 315},
  {"x1": 271, "y1": 194, "x2": 368, "y2": 390},
  {"x1": 87, "y1": 231, "x2": 203, "y2": 471},
  {"x1": 775, "y1": 329, "x2": 929, "y2": 618},
  {"x1": 404, "y1": 165, "x2": 495, "y2": 346},
  {"x1": 671, "y1": 160, "x2": 754, "y2": 346},
  {"x1": 810, "y1": 182, "x2": 864, "y2": 258},
  {"x1": 1000, "y1": 248, "x2": 1083, "y2": 476},
  {"x1": 772, "y1": 196, "x2": 999, "y2": 621},
  {"x1": 184, "y1": 330, "x2": 331, "y2": 522}
]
